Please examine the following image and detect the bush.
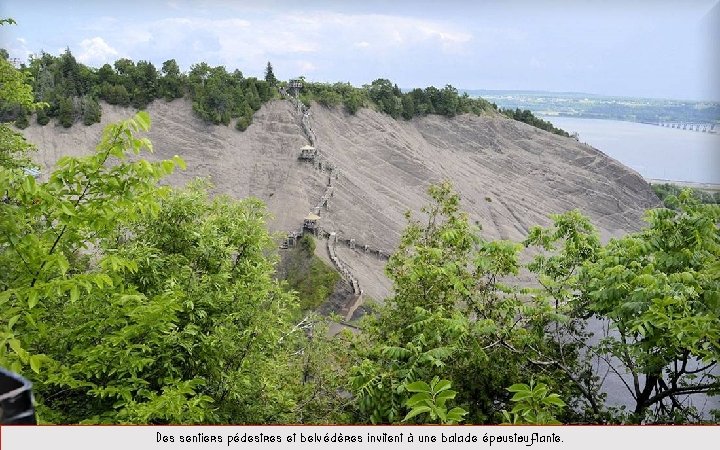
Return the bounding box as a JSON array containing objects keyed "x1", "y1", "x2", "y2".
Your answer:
[
  {"x1": 57, "y1": 96, "x2": 75, "y2": 128},
  {"x1": 299, "y1": 234, "x2": 316, "y2": 255},
  {"x1": 36, "y1": 108, "x2": 50, "y2": 125},
  {"x1": 317, "y1": 90, "x2": 342, "y2": 107},
  {"x1": 235, "y1": 115, "x2": 251, "y2": 131},
  {"x1": 81, "y1": 96, "x2": 101, "y2": 126},
  {"x1": 14, "y1": 109, "x2": 29, "y2": 129}
]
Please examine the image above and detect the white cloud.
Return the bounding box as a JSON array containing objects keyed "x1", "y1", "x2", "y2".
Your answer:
[
  {"x1": 77, "y1": 37, "x2": 119, "y2": 66},
  {"x1": 6, "y1": 37, "x2": 32, "y2": 63},
  {"x1": 62, "y1": 11, "x2": 475, "y2": 79},
  {"x1": 297, "y1": 60, "x2": 317, "y2": 72},
  {"x1": 276, "y1": 12, "x2": 474, "y2": 53}
]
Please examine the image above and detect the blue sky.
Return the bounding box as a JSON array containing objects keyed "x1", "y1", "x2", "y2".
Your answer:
[{"x1": 1, "y1": 0, "x2": 718, "y2": 101}]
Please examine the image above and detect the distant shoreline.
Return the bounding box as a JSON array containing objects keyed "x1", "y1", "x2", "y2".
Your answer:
[
  {"x1": 537, "y1": 114, "x2": 719, "y2": 133},
  {"x1": 646, "y1": 179, "x2": 720, "y2": 193},
  {"x1": 464, "y1": 90, "x2": 720, "y2": 127}
]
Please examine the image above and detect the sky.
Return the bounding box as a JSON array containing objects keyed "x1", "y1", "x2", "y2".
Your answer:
[{"x1": 1, "y1": 0, "x2": 719, "y2": 101}]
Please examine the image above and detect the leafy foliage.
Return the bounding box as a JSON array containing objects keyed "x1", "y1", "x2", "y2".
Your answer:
[
  {"x1": 299, "y1": 79, "x2": 496, "y2": 121},
  {"x1": 277, "y1": 235, "x2": 340, "y2": 311},
  {"x1": 403, "y1": 377, "x2": 467, "y2": 424},
  {"x1": 652, "y1": 183, "x2": 720, "y2": 207},
  {"x1": 349, "y1": 181, "x2": 561, "y2": 424},
  {"x1": 10, "y1": 50, "x2": 274, "y2": 131},
  {"x1": 524, "y1": 191, "x2": 720, "y2": 423},
  {"x1": 501, "y1": 380, "x2": 566, "y2": 424},
  {"x1": 10, "y1": 46, "x2": 564, "y2": 135},
  {"x1": 580, "y1": 191, "x2": 720, "y2": 422},
  {"x1": 0, "y1": 39, "x2": 42, "y2": 169},
  {"x1": 1, "y1": 44, "x2": 351, "y2": 425}
]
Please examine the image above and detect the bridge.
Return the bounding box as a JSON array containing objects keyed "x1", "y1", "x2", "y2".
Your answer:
[{"x1": 656, "y1": 122, "x2": 717, "y2": 133}]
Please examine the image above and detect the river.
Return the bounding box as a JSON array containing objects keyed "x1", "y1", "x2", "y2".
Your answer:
[{"x1": 542, "y1": 116, "x2": 720, "y2": 184}]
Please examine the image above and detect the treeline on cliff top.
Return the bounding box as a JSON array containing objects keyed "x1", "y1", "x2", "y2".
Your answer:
[{"x1": 0, "y1": 48, "x2": 569, "y2": 136}]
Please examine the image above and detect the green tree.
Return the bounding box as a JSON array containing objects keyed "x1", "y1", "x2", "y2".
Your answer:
[
  {"x1": 0, "y1": 110, "x2": 185, "y2": 419},
  {"x1": 13, "y1": 106, "x2": 29, "y2": 128},
  {"x1": 299, "y1": 234, "x2": 316, "y2": 254},
  {"x1": 367, "y1": 79, "x2": 401, "y2": 118},
  {"x1": 35, "y1": 107, "x2": 49, "y2": 125},
  {"x1": 130, "y1": 60, "x2": 158, "y2": 108},
  {"x1": 101, "y1": 83, "x2": 130, "y2": 106},
  {"x1": 439, "y1": 85, "x2": 460, "y2": 117},
  {"x1": 0, "y1": 47, "x2": 343, "y2": 423},
  {"x1": 80, "y1": 95, "x2": 101, "y2": 125},
  {"x1": 158, "y1": 59, "x2": 183, "y2": 101},
  {"x1": 0, "y1": 38, "x2": 40, "y2": 168},
  {"x1": 58, "y1": 48, "x2": 83, "y2": 97},
  {"x1": 316, "y1": 89, "x2": 342, "y2": 107},
  {"x1": 526, "y1": 194, "x2": 720, "y2": 423},
  {"x1": 522, "y1": 210, "x2": 606, "y2": 422},
  {"x1": 401, "y1": 95, "x2": 415, "y2": 120},
  {"x1": 56, "y1": 95, "x2": 75, "y2": 127},
  {"x1": 581, "y1": 191, "x2": 720, "y2": 422},
  {"x1": 344, "y1": 90, "x2": 364, "y2": 115},
  {"x1": 350, "y1": 182, "x2": 551, "y2": 424},
  {"x1": 264, "y1": 61, "x2": 277, "y2": 86}
]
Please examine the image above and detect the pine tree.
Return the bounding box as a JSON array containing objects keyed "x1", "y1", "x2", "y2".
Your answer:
[{"x1": 264, "y1": 61, "x2": 277, "y2": 86}]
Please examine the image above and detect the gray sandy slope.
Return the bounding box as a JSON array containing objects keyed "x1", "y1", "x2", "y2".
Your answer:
[{"x1": 21, "y1": 98, "x2": 660, "y2": 302}]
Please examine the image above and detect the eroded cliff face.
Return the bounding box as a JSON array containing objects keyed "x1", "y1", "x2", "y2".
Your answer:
[{"x1": 21, "y1": 98, "x2": 660, "y2": 300}]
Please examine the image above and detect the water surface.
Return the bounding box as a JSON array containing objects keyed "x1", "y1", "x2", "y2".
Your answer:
[{"x1": 543, "y1": 116, "x2": 720, "y2": 184}]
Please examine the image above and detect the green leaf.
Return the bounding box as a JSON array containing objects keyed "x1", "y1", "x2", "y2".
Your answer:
[
  {"x1": 29, "y1": 354, "x2": 41, "y2": 374},
  {"x1": 61, "y1": 203, "x2": 75, "y2": 216},
  {"x1": 57, "y1": 257, "x2": 70, "y2": 276},
  {"x1": 433, "y1": 379, "x2": 452, "y2": 393},
  {"x1": 436, "y1": 406, "x2": 447, "y2": 423},
  {"x1": 24, "y1": 313, "x2": 36, "y2": 328},
  {"x1": 135, "y1": 111, "x2": 151, "y2": 131},
  {"x1": 173, "y1": 155, "x2": 186, "y2": 170},
  {"x1": 406, "y1": 392, "x2": 432, "y2": 407},
  {"x1": 8, "y1": 314, "x2": 20, "y2": 329},
  {"x1": 0, "y1": 290, "x2": 11, "y2": 305},
  {"x1": 28, "y1": 290, "x2": 39, "y2": 309},
  {"x1": 447, "y1": 407, "x2": 468, "y2": 422},
  {"x1": 511, "y1": 391, "x2": 533, "y2": 402},
  {"x1": 8, "y1": 338, "x2": 24, "y2": 357},
  {"x1": 435, "y1": 390, "x2": 457, "y2": 404},
  {"x1": 161, "y1": 160, "x2": 175, "y2": 174},
  {"x1": 23, "y1": 175, "x2": 36, "y2": 194},
  {"x1": 405, "y1": 381, "x2": 431, "y2": 393},
  {"x1": 543, "y1": 395, "x2": 566, "y2": 407},
  {"x1": 507, "y1": 383, "x2": 530, "y2": 392},
  {"x1": 402, "y1": 405, "x2": 431, "y2": 422},
  {"x1": 70, "y1": 285, "x2": 80, "y2": 302}
]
